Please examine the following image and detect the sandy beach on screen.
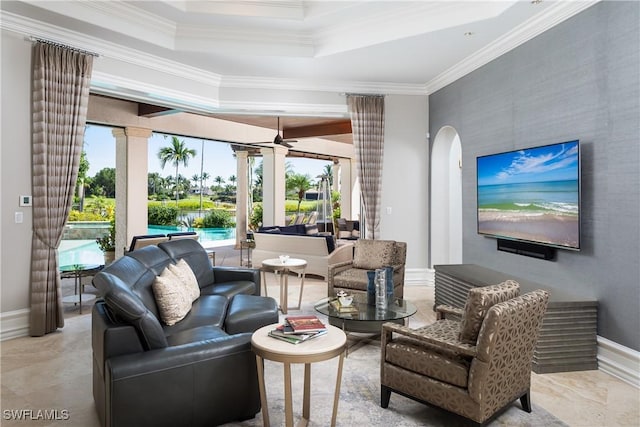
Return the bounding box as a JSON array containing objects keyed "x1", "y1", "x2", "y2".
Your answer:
[{"x1": 478, "y1": 210, "x2": 579, "y2": 248}]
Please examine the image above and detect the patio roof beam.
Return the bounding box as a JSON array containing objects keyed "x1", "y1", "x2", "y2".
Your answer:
[{"x1": 283, "y1": 120, "x2": 352, "y2": 139}]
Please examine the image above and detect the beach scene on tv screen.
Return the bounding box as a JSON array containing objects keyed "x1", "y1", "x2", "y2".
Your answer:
[{"x1": 477, "y1": 141, "x2": 580, "y2": 249}]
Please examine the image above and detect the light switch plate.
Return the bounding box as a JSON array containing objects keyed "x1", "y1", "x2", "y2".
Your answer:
[{"x1": 19, "y1": 195, "x2": 32, "y2": 207}]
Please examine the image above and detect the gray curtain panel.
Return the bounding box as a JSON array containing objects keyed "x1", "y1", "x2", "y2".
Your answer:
[
  {"x1": 30, "y1": 42, "x2": 93, "y2": 336},
  {"x1": 347, "y1": 95, "x2": 385, "y2": 239}
]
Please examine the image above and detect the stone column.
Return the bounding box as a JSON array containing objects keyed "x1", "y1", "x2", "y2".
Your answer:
[
  {"x1": 235, "y1": 150, "x2": 249, "y2": 248},
  {"x1": 113, "y1": 127, "x2": 152, "y2": 258},
  {"x1": 331, "y1": 160, "x2": 340, "y2": 193},
  {"x1": 261, "y1": 145, "x2": 288, "y2": 226},
  {"x1": 339, "y1": 158, "x2": 353, "y2": 220}
]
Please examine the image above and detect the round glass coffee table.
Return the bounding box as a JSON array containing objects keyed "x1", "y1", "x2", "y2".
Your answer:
[{"x1": 315, "y1": 294, "x2": 417, "y2": 354}]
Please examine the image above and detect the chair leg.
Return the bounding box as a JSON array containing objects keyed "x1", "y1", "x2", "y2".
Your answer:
[
  {"x1": 520, "y1": 390, "x2": 532, "y2": 413},
  {"x1": 380, "y1": 385, "x2": 392, "y2": 408}
]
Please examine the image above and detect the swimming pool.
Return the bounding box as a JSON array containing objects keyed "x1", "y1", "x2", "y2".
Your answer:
[{"x1": 59, "y1": 227, "x2": 236, "y2": 266}]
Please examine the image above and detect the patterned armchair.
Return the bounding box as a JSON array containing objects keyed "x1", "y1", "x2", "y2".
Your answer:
[
  {"x1": 380, "y1": 281, "x2": 550, "y2": 426},
  {"x1": 327, "y1": 239, "x2": 406, "y2": 299}
]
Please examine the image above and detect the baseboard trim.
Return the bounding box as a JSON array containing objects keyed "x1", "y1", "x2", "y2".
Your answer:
[
  {"x1": 0, "y1": 308, "x2": 30, "y2": 341},
  {"x1": 597, "y1": 336, "x2": 640, "y2": 388},
  {"x1": 404, "y1": 268, "x2": 434, "y2": 286}
]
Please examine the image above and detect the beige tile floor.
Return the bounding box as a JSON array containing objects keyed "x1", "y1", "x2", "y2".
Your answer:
[{"x1": 2, "y1": 245, "x2": 638, "y2": 426}]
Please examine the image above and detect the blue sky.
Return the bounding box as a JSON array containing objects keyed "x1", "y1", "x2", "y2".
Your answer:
[
  {"x1": 84, "y1": 124, "x2": 331, "y2": 184},
  {"x1": 477, "y1": 140, "x2": 579, "y2": 186}
]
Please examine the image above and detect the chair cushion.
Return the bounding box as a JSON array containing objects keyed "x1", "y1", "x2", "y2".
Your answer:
[
  {"x1": 333, "y1": 268, "x2": 369, "y2": 291},
  {"x1": 352, "y1": 239, "x2": 396, "y2": 270},
  {"x1": 168, "y1": 258, "x2": 200, "y2": 302},
  {"x1": 152, "y1": 266, "x2": 193, "y2": 326},
  {"x1": 385, "y1": 320, "x2": 471, "y2": 388},
  {"x1": 459, "y1": 280, "x2": 520, "y2": 344}
]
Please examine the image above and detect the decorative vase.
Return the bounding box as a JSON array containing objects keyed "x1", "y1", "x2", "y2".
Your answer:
[
  {"x1": 385, "y1": 266, "x2": 394, "y2": 302},
  {"x1": 374, "y1": 268, "x2": 387, "y2": 310},
  {"x1": 366, "y1": 270, "x2": 376, "y2": 306},
  {"x1": 103, "y1": 250, "x2": 115, "y2": 266}
]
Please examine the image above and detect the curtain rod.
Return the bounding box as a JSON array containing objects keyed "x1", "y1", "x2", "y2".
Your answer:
[
  {"x1": 341, "y1": 92, "x2": 385, "y2": 98},
  {"x1": 28, "y1": 37, "x2": 99, "y2": 57}
]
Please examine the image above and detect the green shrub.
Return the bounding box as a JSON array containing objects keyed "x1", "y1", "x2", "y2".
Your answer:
[
  {"x1": 249, "y1": 203, "x2": 263, "y2": 230},
  {"x1": 68, "y1": 210, "x2": 104, "y2": 221},
  {"x1": 148, "y1": 205, "x2": 179, "y2": 225},
  {"x1": 202, "y1": 210, "x2": 235, "y2": 228}
]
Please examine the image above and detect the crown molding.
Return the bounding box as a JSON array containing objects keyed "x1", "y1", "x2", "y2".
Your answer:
[
  {"x1": 176, "y1": 26, "x2": 315, "y2": 57},
  {"x1": 165, "y1": 0, "x2": 305, "y2": 20},
  {"x1": 33, "y1": 0, "x2": 176, "y2": 48},
  {"x1": 425, "y1": 0, "x2": 601, "y2": 94},
  {"x1": 221, "y1": 75, "x2": 428, "y2": 96},
  {"x1": 90, "y1": 71, "x2": 220, "y2": 113},
  {"x1": 216, "y1": 99, "x2": 348, "y2": 117},
  {"x1": 0, "y1": 10, "x2": 222, "y2": 88}
]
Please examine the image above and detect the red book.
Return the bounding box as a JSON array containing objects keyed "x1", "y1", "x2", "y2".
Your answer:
[{"x1": 284, "y1": 315, "x2": 326, "y2": 334}]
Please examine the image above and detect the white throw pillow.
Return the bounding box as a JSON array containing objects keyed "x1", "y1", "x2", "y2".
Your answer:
[
  {"x1": 152, "y1": 267, "x2": 192, "y2": 326},
  {"x1": 168, "y1": 259, "x2": 200, "y2": 302}
]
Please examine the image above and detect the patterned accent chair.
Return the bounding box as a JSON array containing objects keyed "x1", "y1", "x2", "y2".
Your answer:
[
  {"x1": 380, "y1": 282, "x2": 550, "y2": 426},
  {"x1": 327, "y1": 239, "x2": 407, "y2": 299}
]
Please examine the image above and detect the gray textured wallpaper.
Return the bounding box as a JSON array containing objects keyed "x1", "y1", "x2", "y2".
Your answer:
[{"x1": 429, "y1": 1, "x2": 639, "y2": 350}]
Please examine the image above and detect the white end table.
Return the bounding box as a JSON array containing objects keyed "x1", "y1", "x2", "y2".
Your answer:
[
  {"x1": 251, "y1": 323, "x2": 347, "y2": 427},
  {"x1": 261, "y1": 258, "x2": 307, "y2": 314}
]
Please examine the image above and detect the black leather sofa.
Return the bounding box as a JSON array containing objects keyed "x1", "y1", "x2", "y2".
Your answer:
[{"x1": 91, "y1": 239, "x2": 278, "y2": 427}]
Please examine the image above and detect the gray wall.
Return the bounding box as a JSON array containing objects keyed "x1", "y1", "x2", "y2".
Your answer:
[{"x1": 429, "y1": 1, "x2": 639, "y2": 351}]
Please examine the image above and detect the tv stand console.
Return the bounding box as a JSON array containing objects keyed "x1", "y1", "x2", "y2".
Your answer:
[{"x1": 434, "y1": 264, "x2": 598, "y2": 374}]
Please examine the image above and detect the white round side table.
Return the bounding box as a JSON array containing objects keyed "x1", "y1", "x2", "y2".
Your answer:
[
  {"x1": 261, "y1": 258, "x2": 307, "y2": 314},
  {"x1": 251, "y1": 323, "x2": 347, "y2": 427}
]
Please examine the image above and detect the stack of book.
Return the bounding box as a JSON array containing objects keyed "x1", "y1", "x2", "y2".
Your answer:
[{"x1": 268, "y1": 315, "x2": 327, "y2": 345}]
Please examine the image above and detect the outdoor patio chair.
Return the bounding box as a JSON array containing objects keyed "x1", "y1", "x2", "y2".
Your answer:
[
  {"x1": 167, "y1": 231, "x2": 199, "y2": 241},
  {"x1": 128, "y1": 234, "x2": 168, "y2": 252}
]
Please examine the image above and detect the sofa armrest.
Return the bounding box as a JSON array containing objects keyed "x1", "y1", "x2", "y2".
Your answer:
[
  {"x1": 105, "y1": 333, "x2": 260, "y2": 426},
  {"x1": 107, "y1": 332, "x2": 254, "y2": 379},
  {"x1": 212, "y1": 266, "x2": 261, "y2": 294},
  {"x1": 328, "y1": 259, "x2": 354, "y2": 275},
  {"x1": 327, "y1": 259, "x2": 355, "y2": 294},
  {"x1": 435, "y1": 305, "x2": 463, "y2": 320},
  {"x1": 92, "y1": 301, "x2": 145, "y2": 369},
  {"x1": 381, "y1": 322, "x2": 477, "y2": 358}
]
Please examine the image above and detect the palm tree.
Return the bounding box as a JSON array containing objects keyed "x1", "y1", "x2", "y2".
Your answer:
[
  {"x1": 201, "y1": 172, "x2": 210, "y2": 192},
  {"x1": 148, "y1": 172, "x2": 163, "y2": 197},
  {"x1": 191, "y1": 173, "x2": 201, "y2": 191},
  {"x1": 158, "y1": 136, "x2": 196, "y2": 204},
  {"x1": 214, "y1": 175, "x2": 224, "y2": 188},
  {"x1": 287, "y1": 173, "x2": 312, "y2": 214},
  {"x1": 323, "y1": 164, "x2": 334, "y2": 187}
]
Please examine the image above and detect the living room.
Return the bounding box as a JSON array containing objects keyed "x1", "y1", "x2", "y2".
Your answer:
[{"x1": 1, "y1": 1, "x2": 639, "y2": 426}]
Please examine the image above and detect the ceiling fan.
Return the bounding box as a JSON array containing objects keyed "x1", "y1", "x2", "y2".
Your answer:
[{"x1": 254, "y1": 117, "x2": 298, "y2": 148}]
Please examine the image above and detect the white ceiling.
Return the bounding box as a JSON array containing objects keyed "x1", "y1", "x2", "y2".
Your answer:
[{"x1": 2, "y1": 0, "x2": 598, "y2": 92}]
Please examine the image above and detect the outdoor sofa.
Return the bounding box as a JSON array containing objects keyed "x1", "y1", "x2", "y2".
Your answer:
[{"x1": 251, "y1": 224, "x2": 354, "y2": 279}]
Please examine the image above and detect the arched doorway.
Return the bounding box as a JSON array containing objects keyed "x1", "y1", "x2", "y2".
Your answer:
[{"x1": 430, "y1": 126, "x2": 462, "y2": 267}]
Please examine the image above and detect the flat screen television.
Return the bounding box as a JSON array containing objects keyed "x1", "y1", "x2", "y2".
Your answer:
[{"x1": 477, "y1": 140, "x2": 580, "y2": 251}]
